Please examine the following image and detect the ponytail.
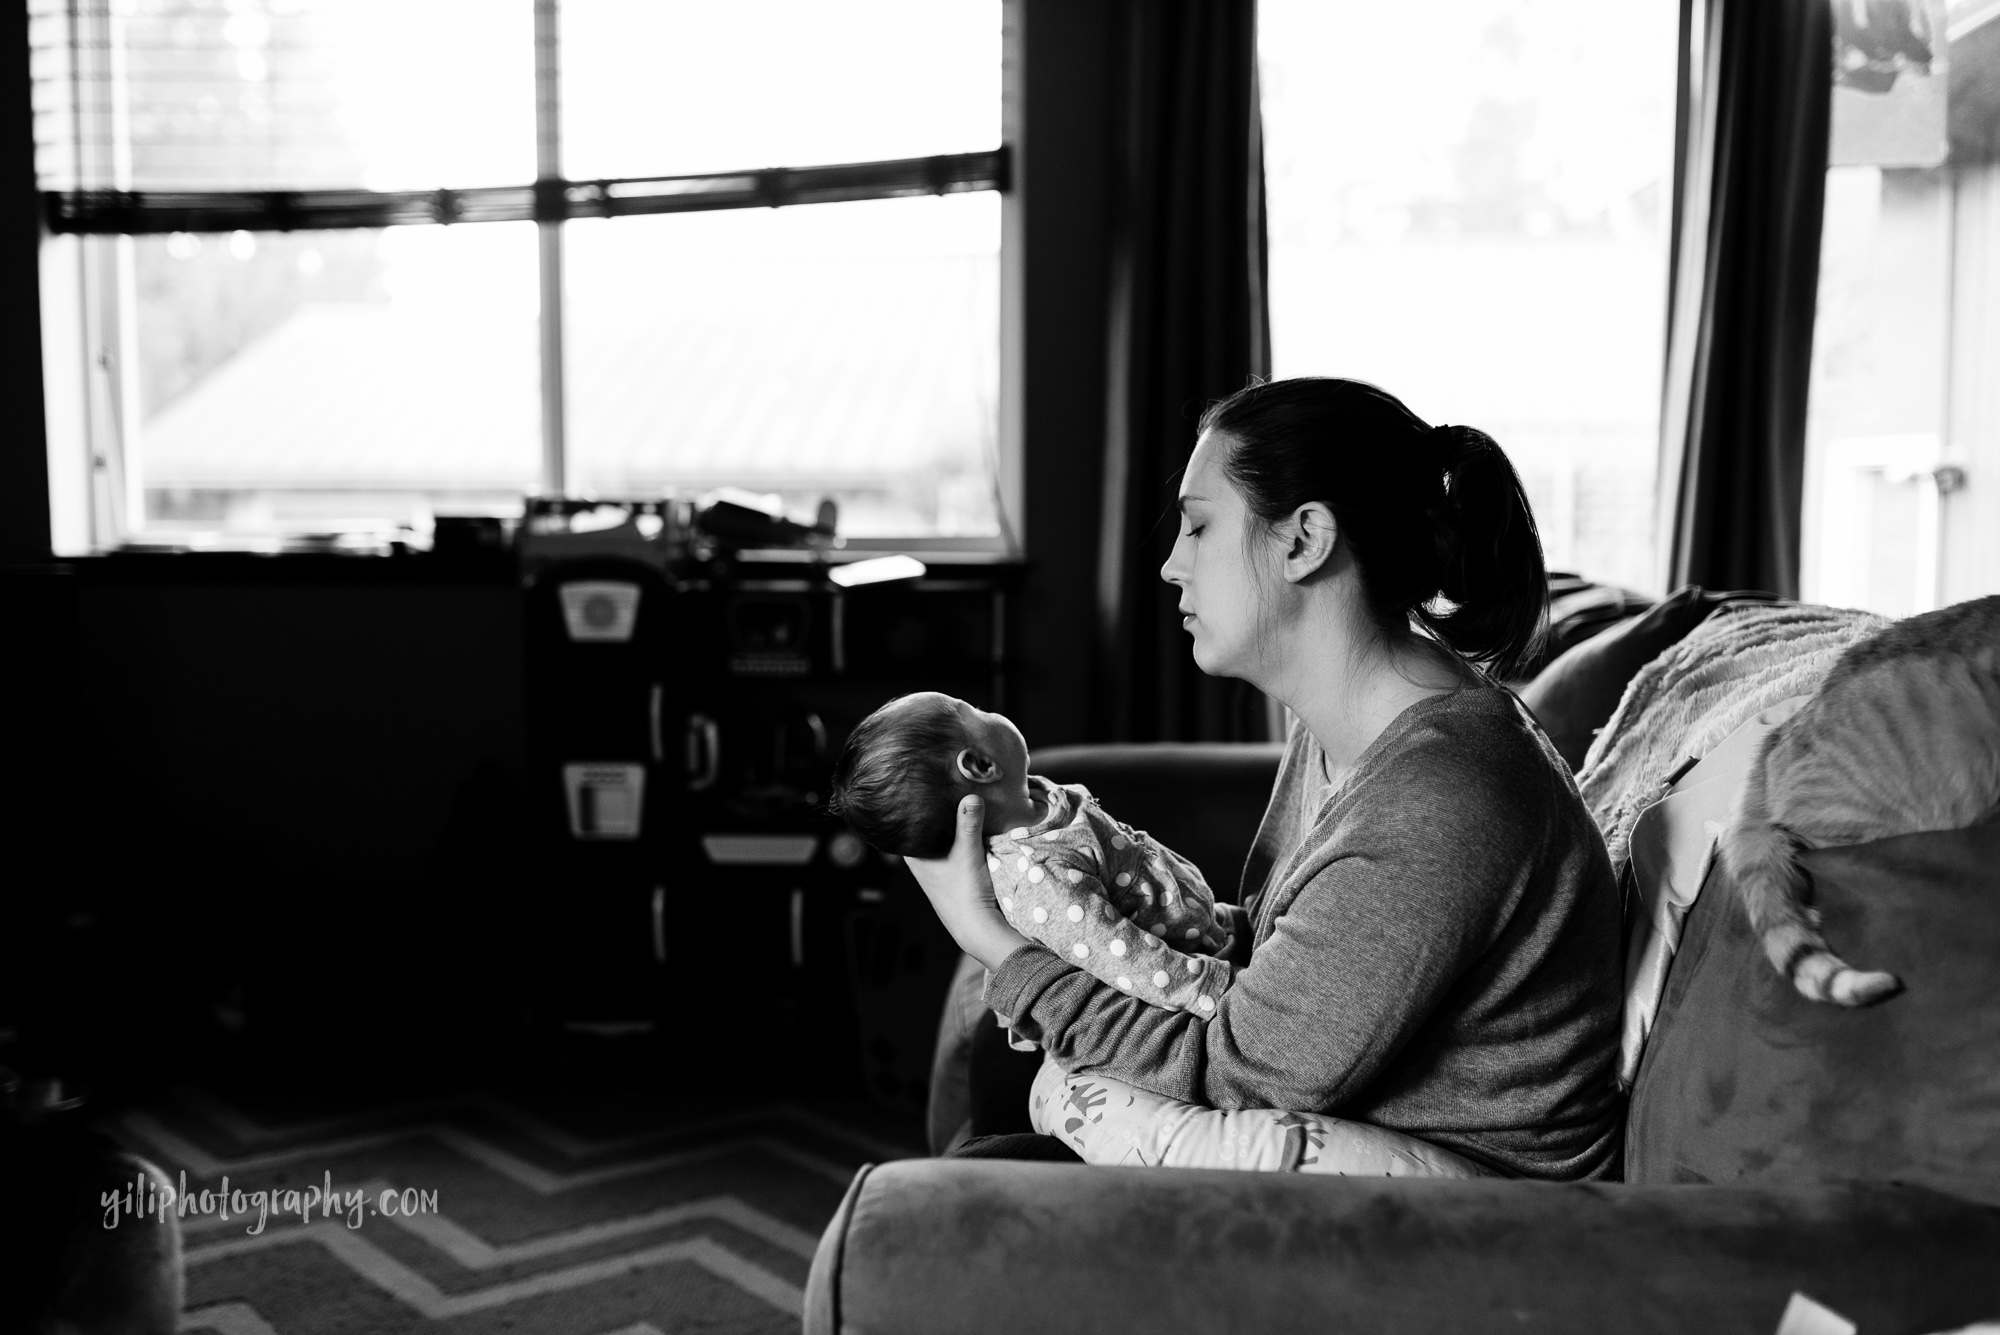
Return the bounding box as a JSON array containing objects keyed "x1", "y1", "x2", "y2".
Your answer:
[
  {"x1": 1419, "y1": 423, "x2": 1548, "y2": 678},
  {"x1": 1202, "y1": 378, "x2": 1547, "y2": 680}
]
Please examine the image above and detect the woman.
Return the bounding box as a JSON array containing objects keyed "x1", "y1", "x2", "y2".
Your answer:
[{"x1": 912, "y1": 377, "x2": 1625, "y2": 1180}]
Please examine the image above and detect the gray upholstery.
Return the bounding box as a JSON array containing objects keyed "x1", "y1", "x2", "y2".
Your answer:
[
  {"x1": 818, "y1": 717, "x2": 2000, "y2": 1330},
  {"x1": 805, "y1": 1161, "x2": 2000, "y2": 1334},
  {"x1": 1030, "y1": 741, "x2": 1287, "y2": 898},
  {"x1": 1626, "y1": 820, "x2": 2000, "y2": 1199}
]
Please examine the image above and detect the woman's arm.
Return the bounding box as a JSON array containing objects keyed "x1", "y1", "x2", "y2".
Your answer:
[{"x1": 982, "y1": 748, "x2": 1548, "y2": 1113}]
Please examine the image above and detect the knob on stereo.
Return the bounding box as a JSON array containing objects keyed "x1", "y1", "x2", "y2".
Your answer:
[
  {"x1": 828, "y1": 831, "x2": 868, "y2": 869},
  {"x1": 558, "y1": 581, "x2": 642, "y2": 643}
]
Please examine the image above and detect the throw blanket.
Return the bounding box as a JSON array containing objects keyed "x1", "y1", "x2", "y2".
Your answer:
[{"x1": 1578, "y1": 603, "x2": 1890, "y2": 881}]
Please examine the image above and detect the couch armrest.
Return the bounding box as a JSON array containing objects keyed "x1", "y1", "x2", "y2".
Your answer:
[
  {"x1": 805, "y1": 1160, "x2": 2000, "y2": 1335},
  {"x1": 1031, "y1": 742, "x2": 1286, "y2": 897}
]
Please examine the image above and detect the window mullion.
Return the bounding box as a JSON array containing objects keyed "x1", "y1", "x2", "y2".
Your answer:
[
  {"x1": 535, "y1": 0, "x2": 567, "y2": 498},
  {"x1": 74, "y1": 0, "x2": 142, "y2": 544}
]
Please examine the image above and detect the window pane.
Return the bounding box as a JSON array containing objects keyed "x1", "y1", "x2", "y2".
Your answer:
[
  {"x1": 35, "y1": 0, "x2": 534, "y2": 191},
  {"x1": 1802, "y1": 2, "x2": 2000, "y2": 614},
  {"x1": 560, "y1": 0, "x2": 1000, "y2": 181},
  {"x1": 564, "y1": 193, "x2": 1000, "y2": 538},
  {"x1": 1259, "y1": 0, "x2": 1677, "y2": 592},
  {"x1": 133, "y1": 222, "x2": 540, "y2": 534}
]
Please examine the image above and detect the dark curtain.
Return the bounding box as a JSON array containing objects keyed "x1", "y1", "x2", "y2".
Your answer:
[
  {"x1": 1093, "y1": 0, "x2": 1271, "y2": 743},
  {"x1": 1660, "y1": 0, "x2": 1834, "y2": 598}
]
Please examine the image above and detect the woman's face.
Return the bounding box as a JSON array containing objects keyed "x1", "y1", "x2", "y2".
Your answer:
[{"x1": 1160, "y1": 430, "x2": 1279, "y2": 680}]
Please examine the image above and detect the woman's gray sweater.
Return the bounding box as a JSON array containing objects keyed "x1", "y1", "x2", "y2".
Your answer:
[{"x1": 984, "y1": 687, "x2": 1626, "y2": 1180}]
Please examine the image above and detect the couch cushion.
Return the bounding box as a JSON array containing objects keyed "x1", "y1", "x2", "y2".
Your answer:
[
  {"x1": 1626, "y1": 821, "x2": 2000, "y2": 1200},
  {"x1": 805, "y1": 1160, "x2": 2000, "y2": 1335},
  {"x1": 1617, "y1": 697, "x2": 1808, "y2": 1089},
  {"x1": 1520, "y1": 585, "x2": 1773, "y2": 771}
]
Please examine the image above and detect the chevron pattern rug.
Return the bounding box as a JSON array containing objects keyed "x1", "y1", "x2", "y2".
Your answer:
[{"x1": 110, "y1": 1085, "x2": 921, "y2": 1335}]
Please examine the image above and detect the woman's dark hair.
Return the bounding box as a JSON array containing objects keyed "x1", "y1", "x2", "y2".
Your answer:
[
  {"x1": 1199, "y1": 377, "x2": 1547, "y2": 679},
  {"x1": 826, "y1": 695, "x2": 969, "y2": 859}
]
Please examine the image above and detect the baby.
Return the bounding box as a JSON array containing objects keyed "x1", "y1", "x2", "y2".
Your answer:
[{"x1": 828, "y1": 692, "x2": 1235, "y2": 1017}]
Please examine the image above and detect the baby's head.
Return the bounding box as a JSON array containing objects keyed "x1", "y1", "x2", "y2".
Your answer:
[{"x1": 829, "y1": 692, "x2": 1038, "y2": 858}]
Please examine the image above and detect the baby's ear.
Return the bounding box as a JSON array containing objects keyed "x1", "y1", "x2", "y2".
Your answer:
[{"x1": 956, "y1": 747, "x2": 1002, "y2": 784}]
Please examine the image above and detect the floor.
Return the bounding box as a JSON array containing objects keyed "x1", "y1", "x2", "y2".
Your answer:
[{"x1": 108, "y1": 1081, "x2": 925, "y2": 1335}]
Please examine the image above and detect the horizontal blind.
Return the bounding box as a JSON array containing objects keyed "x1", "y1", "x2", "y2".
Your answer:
[
  {"x1": 45, "y1": 151, "x2": 1010, "y2": 232},
  {"x1": 32, "y1": 0, "x2": 1008, "y2": 232},
  {"x1": 34, "y1": 0, "x2": 370, "y2": 192},
  {"x1": 31, "y1": 0, "x2": 535, "y2": 194}
]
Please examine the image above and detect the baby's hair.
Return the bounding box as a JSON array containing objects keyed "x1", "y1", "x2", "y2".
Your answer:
[{"x1": 828, "y1": 694, "x2": 970, "y2": 859}]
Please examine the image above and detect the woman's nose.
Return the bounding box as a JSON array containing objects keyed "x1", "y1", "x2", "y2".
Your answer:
[{"x1": 1160, "y1": 535, "x2": 1188, "y2": 586}]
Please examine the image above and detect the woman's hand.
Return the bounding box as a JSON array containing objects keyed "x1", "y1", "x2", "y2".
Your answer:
[{"x1": 905, "y1": 795, "x2": 1031, "y2": 971}]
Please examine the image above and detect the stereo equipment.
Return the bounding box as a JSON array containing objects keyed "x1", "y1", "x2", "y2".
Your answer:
[{"x1": 524, "y1": 550, "x2": 1016, "y2": 1108}]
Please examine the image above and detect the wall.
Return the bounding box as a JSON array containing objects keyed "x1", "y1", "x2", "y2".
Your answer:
[
  {"x1": 0, "y1": 2, "x2": 49, "y2": 562},
  {"x1": 1, "y1": 562, "x2": 530, "y2": 1083},
  {"x1": 77, "y1": 570, "x2": 527, "y2": 894}
]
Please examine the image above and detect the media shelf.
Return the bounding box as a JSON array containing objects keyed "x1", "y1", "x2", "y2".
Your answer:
[{"x1": 523, "y1": 553, "x2": 1021, "y2": 1107}]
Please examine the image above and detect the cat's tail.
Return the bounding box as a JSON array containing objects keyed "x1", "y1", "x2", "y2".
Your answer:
[{"x1": 1721, "y1": 760, "x2": 1903, "y2": 1008}]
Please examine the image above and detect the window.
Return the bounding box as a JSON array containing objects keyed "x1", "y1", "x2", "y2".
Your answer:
[
  {"x1": 1802, "y1": 0, "x2": 2000, "y2": 615},
  {"x1": 1258, "y1": 0, "x2": 1679, "y2": 593},
  {"x1": 32, "y1": 0, "x2": 1003, "y2": 550}
]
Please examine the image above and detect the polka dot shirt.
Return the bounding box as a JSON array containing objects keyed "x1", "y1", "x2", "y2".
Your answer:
[{"x1": 987, "y1": 777, "x2": 1235, "y2": 1018}]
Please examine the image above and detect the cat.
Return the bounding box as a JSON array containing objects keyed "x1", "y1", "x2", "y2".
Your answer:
[{"x1": 1718, "y1": 595, "x2": 2000, "y2": 1006}]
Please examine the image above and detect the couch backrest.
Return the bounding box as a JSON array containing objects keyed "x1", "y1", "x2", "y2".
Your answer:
[
  {"x1": 1625, "y1": 822, "x2": 2000, "y2": 1200},
  {"x1": 1032, "y1": 743, "x2": 1286, "y2": 901}
]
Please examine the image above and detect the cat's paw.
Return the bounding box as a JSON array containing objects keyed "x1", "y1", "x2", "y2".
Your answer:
[
  {"x1": 1796, "y1": 963, "x2": 1903, "y2": 1007},
  {"x1": 1827, "y1": 967, "x2": 1903, "y2": 1007}
]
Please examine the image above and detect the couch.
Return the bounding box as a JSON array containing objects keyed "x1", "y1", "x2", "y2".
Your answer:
[{"x1": 806, "y1": 598, "x2": 2000, "y2": 1334}]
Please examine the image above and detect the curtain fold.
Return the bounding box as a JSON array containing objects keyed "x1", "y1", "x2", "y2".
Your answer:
[
  {"x1": 1660, "y1": 0, "x2": 1835, "y2": 598},
  {"x1": 1093, "y1": 0, "x2": 1271, "y2": 743}
]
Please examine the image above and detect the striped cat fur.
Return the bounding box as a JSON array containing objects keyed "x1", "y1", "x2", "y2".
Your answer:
[{"x1": 1718, "y1": 595, "x2": 2000, "y2": 1006}]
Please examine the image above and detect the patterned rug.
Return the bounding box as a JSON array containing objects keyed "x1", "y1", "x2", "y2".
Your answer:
[{"x1": 109, "y1": 1084, "x2": 923, "y2": 1335}]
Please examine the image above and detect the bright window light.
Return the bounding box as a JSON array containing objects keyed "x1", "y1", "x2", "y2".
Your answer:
[
  {"x1": 828, "y1": 554, "x2": 927, "y2": 588},
  {"x1": 31, "y1": 0, "x2": 1003, "y2": 547},
  {"x1": 1259, "y1": 0, "x2": 1678, "y2": 592}
]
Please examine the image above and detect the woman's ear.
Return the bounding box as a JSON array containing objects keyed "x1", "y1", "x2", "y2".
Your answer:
[
  {"x1": 955, "y1": 747, "x2": 1002, "y2": 784},
  {"x1": 1280, "y1": 503, "x2": 1338, "y2": 583}
]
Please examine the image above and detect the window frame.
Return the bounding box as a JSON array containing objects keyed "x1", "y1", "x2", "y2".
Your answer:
[{"x1": 35, "y1": 0, "x2": 1012, "y2": 552}]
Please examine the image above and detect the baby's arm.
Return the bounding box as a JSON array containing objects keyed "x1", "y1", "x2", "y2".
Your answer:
[
  {"x1": 988, "y1": 842, "x2": 1231, "y2": 1017},
  {"x1": 1104, "y1": 831, "x2": 1233, "y2": 956}
]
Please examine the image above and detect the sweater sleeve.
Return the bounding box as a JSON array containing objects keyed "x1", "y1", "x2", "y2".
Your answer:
[{"x1": 984, "y1": 727, "x2": 1551, "y2": 1113}]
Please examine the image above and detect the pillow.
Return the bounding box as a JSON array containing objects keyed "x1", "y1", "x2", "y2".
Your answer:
[
  {"x1": 1520, "y1": 585, "x2": 1771, "y2": 771},
  {"x1": 1533, "y1": 575, "x2": 1656, "y2": 676},
  {"x1": 1617, "y1": 696, "x2": 1808, "y2": 1089},
  {"x1": 1625, "y1": 821, "x2": 2000, "y2": 1203}
]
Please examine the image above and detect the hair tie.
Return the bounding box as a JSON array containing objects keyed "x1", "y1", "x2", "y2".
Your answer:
[{"x1": 1427, "y1": 423, "x2": 1460, "y2": 479}]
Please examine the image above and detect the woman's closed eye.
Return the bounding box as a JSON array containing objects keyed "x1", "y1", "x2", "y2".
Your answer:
[{"x1": 1182, "y1": 523, "x2": 1204, "y2": 539}]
